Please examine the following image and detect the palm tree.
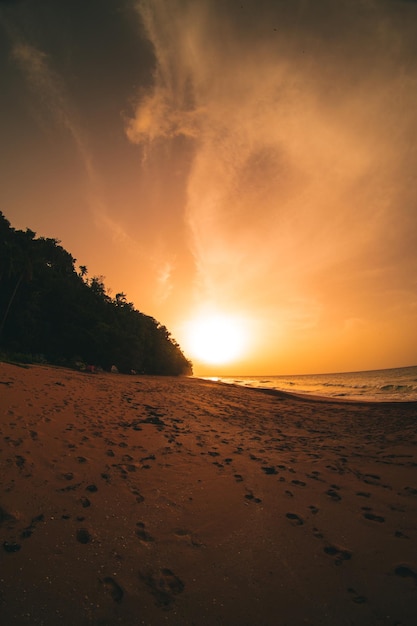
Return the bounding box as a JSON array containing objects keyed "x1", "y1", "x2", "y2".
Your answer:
[{"x1": 79, "y1": 265, "x2": 88, "y2": 279}]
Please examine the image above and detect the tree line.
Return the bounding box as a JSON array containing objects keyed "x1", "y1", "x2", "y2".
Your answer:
[{"x1": 0, "y1": 212, "x2": 192, "y2": 375}]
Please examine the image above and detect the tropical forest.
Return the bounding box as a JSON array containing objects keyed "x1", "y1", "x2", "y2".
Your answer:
[{"x1": 0, "y1": 212, "x2": 192, "y2": 375}]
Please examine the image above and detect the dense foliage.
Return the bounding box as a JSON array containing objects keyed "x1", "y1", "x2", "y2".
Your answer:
[{"x1": 0, "y1": 212, "x2": 192, "y2": 375}]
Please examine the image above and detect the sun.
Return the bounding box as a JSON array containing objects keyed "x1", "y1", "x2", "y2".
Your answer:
[{"x1": 184, "y1": 312, "x2": 248, "y2": 366}]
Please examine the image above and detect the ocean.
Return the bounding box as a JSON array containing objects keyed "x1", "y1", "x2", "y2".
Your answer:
[{"x1": 205, "y1": 365, "x2": 417, "y2": 402}]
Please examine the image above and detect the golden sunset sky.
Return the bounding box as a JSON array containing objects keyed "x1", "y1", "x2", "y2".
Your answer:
[{"x1": 1, "y1": 0, "x2": 416, "y2": 376}]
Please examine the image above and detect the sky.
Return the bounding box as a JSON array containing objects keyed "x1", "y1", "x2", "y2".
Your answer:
[{"x1": 1, "y1": 0, "x2": 417, "y2": 376}]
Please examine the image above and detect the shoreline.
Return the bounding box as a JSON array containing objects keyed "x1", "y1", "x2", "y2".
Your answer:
[
  {"x1": 4, "y1": 360, "x2": 416, "y2": 404},
  {"x1": 1, "y1": 361, "x2": 417, "y2": 625},
  {"x1": 195, "y1": 375, "x2": 417, "y2": 406}
]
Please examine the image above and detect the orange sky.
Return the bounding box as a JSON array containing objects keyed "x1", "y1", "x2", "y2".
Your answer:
[{"x1": 1, "y1": 0, "x2": 417, "y2": 376}]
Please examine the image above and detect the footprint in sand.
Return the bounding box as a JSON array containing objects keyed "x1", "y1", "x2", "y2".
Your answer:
[
  {"x1": 347, "y1": 587, "x2": 368, "y2": 604},
  {"x1": 21, "y1": 514, "x2": 44, "y2": 539},
  {"x1": 15, "y1": 455, "x2": 26, "y2": 469},
  {"x1": 174, "y1": 528, "x2": 203, "y2": 548},
  {"x1": 3, "y1": 541, "x2": 21, "y2": 553},
  {"x1": 307, "y1": 471, "x2": 323, "y2": 482},
  {"x1": 394, "y1": 565, "x2": 417, "y2": 583},
  {"x1": 356, "y1": 491, "x2": 371, "y2": 498},
  {"x1": 323, "y1": 544, "x2": 352, "y2": 565},
  {"x1": 390, "y1": 504, "x2": 406, "y2": 512},
  {"x1": 139, "y1": 568, "x2": 184, "y2": 608},
  {"x1": 286, "y1": 512, "x2": 304, "y2": 526},
  {"x1": 394, "y1": 530, "x2": 409, "y2": 539},
  {"x1": 131, "y1": 489, "x2": 145, "y2": 503},
  {"x1": 0, "y1": 506, "x2": 16, "y2": 528},
  {"x1": 76, "y1": 528, "x2": 92, "y2": 544},
  {"x1": 326, "y1": 489, "x2": 342, "y2": 502},
  {"x1": 363, "y1": 512, "x2": 385, "y2": 523},
  {"x1": 291, "y1": 479, "x2": 306, "y2": 487},
  {"x1": 262, "y1": 466, "x2": 278, "y2": 475},
  {"x1": 100, "y1": 576, "x2": 124, "y2": 603},
  {"x1": 57, "y1": 481, "x2": 82, "y2": 493},
  {"x1": 135, "y1": 522, "x2": 154, "y2": 542},
  {"x1": 244, "y1": 493, "x2": 262, "y2": 504}
]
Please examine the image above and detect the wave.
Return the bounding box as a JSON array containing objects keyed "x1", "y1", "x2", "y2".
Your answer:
[
  {"x1": 213, "y1": 365, "x2": 417, "y2": 402},
  {"x1": 379, "y1": 384, "x2": 415, "y2": 392}
]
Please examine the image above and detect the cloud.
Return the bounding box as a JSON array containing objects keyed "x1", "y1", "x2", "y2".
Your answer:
[
  {"x1": 6, "y1": 26, "x2": 141, "y2": 254},
  {"x1": 10, "y1": 39, "x2": 95, "y2": 180},
  {"x1": 129, "y1": 0, "x2": 417, "y2": 334},
  {"x1": 126, "y1": 0, "x2": 207, "y2": 144},
  {"x1": 155, "y1": 258, "x2": 174, "y2": 303}
]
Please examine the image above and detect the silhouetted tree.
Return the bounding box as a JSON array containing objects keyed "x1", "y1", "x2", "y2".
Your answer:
[
  {"x1": 0, "y1": 211, "x2": 192, "y2": 375},
  {"x1": 0, "y1": 220, "x2": 37, "y2": 341}
]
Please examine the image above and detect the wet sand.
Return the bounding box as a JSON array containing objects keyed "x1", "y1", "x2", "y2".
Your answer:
[{"x1": 1, "y1": 361, "x2": 417, "y2": 626}]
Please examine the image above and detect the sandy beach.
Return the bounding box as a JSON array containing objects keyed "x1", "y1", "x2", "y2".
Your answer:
[{"x1": 1, "y1": 361, "x2": 417, "y2": 626}]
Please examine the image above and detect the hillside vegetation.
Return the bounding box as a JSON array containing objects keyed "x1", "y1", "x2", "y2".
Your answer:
[{"x1": 0, "y1": 212, "x2": 192, "y2": 375}]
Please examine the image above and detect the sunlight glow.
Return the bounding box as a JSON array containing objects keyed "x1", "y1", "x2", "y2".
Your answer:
[{"x1": 184, "y1": 312, "x2": 248, "y2": 365}]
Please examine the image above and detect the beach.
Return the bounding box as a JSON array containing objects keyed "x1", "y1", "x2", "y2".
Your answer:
[{"x1": 1, "y1": 362, "x2": 417, "y2": 626}]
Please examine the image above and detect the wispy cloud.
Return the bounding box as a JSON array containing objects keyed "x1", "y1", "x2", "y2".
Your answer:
[
  {"x1": 155, "y1": 258, "x2": 174, "y2": 303},
  {"x1": 129, "y1": 0, "x2": 417, "y2": 334},
  {"x1": 7, "y1": 29, "x2": 140, "y2": 253},
  {"x1": 126, "y1": 0, "x2": 207, "y2": 144},
  {"x1": 11, "y1": 39, "x2": 95, "y2": 181}
]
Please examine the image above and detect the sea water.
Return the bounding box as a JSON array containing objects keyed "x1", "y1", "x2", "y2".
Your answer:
[{"x1": 207, "y1": 365, "x2": 417, "y2": 402}]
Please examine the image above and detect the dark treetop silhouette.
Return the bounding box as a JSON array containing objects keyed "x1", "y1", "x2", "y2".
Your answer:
[{"x1": 0, "y1": 212, "x2": 192, "y2": 375}]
